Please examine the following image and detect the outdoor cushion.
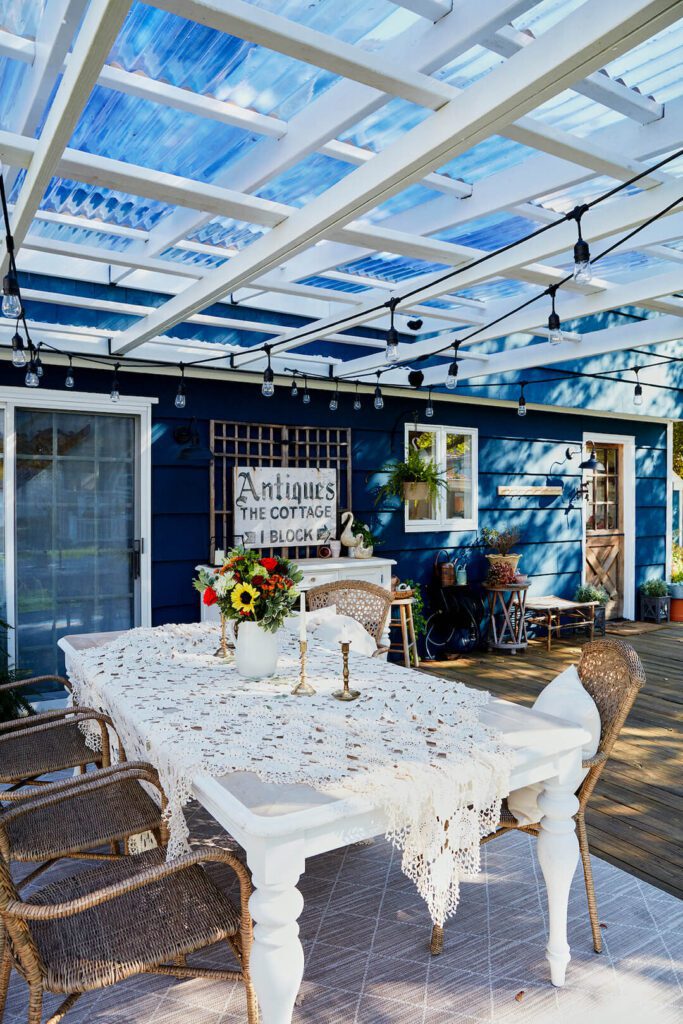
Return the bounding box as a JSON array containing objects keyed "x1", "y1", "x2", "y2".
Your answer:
[
  {"x1": 507, "y1": 664, "x2": 601, "y2": 826},
  {"x1": 313, "y1": 612, "x2": 377, "y2": 658}
]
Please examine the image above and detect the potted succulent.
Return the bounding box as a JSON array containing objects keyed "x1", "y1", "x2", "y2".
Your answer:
[
  {"x1": 574, "y1": 582, "x2": 609, "y2": 636},
  {"x1": 484, "y1": 559, "x2": 518, "y2": 588},
  {"x1": 480, "y1": 527, "x2": 522, "y2": 573},
  {"x1": 378, "y1": 449, "x2": 446, "y2": 505},
  {"x1": 639, "y1": 578, "x2": 670, "y2": 623},
  {"x1": 350, "y1": 518, "x2": 376, "y2": 558}
]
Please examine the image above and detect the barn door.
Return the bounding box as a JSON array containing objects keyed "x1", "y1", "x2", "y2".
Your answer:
[{"x1": 585, "y1": 444, "x2": 624, "y2": 618}]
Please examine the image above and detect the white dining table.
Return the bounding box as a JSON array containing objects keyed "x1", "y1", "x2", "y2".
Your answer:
[{"x1": 59, "y1": 630, "x2": 589, "y2": 1024}]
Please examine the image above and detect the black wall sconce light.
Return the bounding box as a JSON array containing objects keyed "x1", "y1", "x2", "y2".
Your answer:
[
  {"x1": 566, "y1": 441, "x2": 605, "y2": 473},
  {"x1": 173, "y1": 420, "x2": 214, "y2": 463}
]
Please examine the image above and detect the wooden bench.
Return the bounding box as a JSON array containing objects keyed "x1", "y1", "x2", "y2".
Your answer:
[{"x1": 525, "y1": 596, "x2": 598, "y2": 651}]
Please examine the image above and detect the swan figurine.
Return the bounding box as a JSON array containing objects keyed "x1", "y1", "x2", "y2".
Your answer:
[{"x1": 340, "y1": 510, "x2": 359, "y2": 551}]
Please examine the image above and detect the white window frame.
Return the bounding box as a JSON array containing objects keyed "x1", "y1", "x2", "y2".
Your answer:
[
  {"x1": 403, "y1": 422, "x2": 478, "y2": 534},
  {"x1": 0, "y1": 387, "x2": 156, "y2": 664}
]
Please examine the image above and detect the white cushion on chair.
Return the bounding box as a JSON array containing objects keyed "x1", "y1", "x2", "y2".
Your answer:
[
  {"x1": 507, "y1": 664, "x2": 601, "y2": 826},
  {"x1": 313, "y1": 614, "x2": 377, "y2": 658}
]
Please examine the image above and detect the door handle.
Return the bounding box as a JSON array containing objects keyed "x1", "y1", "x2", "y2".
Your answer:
[{"x1": 132, "y1": 538, "x2": 143, "y2": 580}]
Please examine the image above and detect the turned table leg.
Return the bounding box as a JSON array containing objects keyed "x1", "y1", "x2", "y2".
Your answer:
[
  {"x1": 248, "y1": 840, "x2": 306, "y2": 1024},
  {"x1": 536, "y1": 752, "x2": 582, "y2": 987}
]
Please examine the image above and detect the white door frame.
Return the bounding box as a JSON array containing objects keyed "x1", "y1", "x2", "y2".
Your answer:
[
  {"x1": 0, "y1": 387, "x2": 156, "y2": 662},
  {"x1": 581, "y1": 431, "x2": 636, "y2": 621}
]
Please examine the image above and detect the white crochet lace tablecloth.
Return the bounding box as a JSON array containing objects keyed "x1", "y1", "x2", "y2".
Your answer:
[{"x1": 67, "y1": 622, "x2": 512, "y2": 926}]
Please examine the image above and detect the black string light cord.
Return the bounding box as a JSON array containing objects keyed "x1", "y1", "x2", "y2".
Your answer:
[{"x1": 1, "y1": 147, "x2": 681, "y2": 399}]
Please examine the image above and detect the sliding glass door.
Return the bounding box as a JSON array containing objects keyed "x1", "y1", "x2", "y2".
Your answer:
[{"x1": 14, "y1": 409, "x2": 141, "y2": 677}]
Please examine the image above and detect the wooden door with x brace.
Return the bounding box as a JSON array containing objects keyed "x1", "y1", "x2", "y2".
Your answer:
[{"x1": 585, "y1": 443, "x2": 625, "y2": 618}]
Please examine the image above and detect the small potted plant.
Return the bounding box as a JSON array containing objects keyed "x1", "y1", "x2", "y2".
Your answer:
[
  {"x1": 480, "y1": 527, "x2": 522, "y2": 573},
  {"x1": 350, "y1": 519, "x2": 375, "y2": 559},
  {"x1": 639, "y1": 578, "x2": 670, "y2": 623},
  {"x1": 377, "y1": 449, "x2": 446, "y2": 505},
  {"x1": 574, "y1": 582, "x2": 609, "y2": 635},
  {"x1": 484, "y1": 559, "x2": 518, "y2": 588}
]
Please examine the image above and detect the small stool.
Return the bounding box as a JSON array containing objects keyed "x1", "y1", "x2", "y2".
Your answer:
[{"x1": 389, "y1": 594, "x2": 420, "y2": 667}]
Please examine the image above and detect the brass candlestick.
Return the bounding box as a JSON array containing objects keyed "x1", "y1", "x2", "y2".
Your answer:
[
  {"x1": 214, "y1": 614, "x2": 234, "y2": 660},
  {"x1": 291, "y1": 640, "x2": 316, "y2": 695},
  {"x1": 333, "y1": 641, "x2": 360, "y2": 701}
]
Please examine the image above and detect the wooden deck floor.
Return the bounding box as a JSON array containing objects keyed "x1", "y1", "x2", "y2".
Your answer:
[{"x1": 420, "y1": 623, "x2": 683, "y2": 899}]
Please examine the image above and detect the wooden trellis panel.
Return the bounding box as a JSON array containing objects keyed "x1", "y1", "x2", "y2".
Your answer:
[{"x1": 210, "y1": 421, "x2": 353, "y2": 561}]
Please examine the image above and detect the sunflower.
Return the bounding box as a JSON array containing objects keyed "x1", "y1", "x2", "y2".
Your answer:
[{"x1": 231, "y1": 582, "x2": 259, "y2": 615}]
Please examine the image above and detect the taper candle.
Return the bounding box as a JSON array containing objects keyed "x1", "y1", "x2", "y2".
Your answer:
[{"x1": 299, "y1": 591, "x2": 306, "y2": 642}]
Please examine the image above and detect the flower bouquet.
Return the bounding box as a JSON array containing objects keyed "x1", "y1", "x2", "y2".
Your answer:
[{"x1": 194, "y1": 548, "x2": 303, "y2": 678}]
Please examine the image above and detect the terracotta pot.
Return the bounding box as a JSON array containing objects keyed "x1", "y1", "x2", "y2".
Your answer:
[
  {"x1": 403, "y1": 481, "x2": 430, "y2": 502},
  {"x1": 670, "y1": 597, "x2": 683, "y2": 623},
  {"x1": 486, "y1": 553, "x2": 521, "y2": 572}
]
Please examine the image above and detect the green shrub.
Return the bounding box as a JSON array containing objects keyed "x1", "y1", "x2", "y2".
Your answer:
[
  {"x1": 402, "y1": 579, "x2": 426, "y2": 638},
  {"x1": 640, "y1": 578, "x2": 669, "y2": 597},
  {"x1": 574, "y1": 583, "x2": 610, "y2": 605}
]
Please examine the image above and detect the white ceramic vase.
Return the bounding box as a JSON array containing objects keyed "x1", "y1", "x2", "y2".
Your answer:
[{"x1": 235, "y1": 621, "x2": 280, "y2": 679}]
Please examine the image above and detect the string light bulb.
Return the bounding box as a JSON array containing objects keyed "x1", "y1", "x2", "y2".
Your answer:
[
  {"x1": 425, "y1": 389, "x2": 434, "y2": 418},
  {"x1": 25, "y1": 358, "x2": 39, "y2": 388},
  {"x1": 517, "y1": 382, "x2": 527, "y2": 417},
  {"x1": 11, "y1": 330, "x2": 25, "y2": 368},
  {"x1": 302, "y1": 374, "x2": 311, "y2": 405},
  {"x1": 2, "y1": 272, "x2": 21, "y2": 319},
  {"x1": 65, "y1": 356, "x2": 75, "y2": 390},
  {"x1": 290, "y1": 375, "x2": 298, "y2": 398},
  {"x1": 633, "y1": 369, "x2": 643, "y2": 406},
  {"x1": 547, "y1": 287, "x2": 564, "y2": 345},
  {"x1": 110, "y1": 362, "x2": 121, "y2": 403},
  {"x1": 445, "y1": 341, "x2": 460, "y2": 389},
  {"x1": 570, "y1": 204, "x2": 592, "y2": 283},
  {"x1": 34, "y1": 348, "x2": 44, "y2": 378},
  {"x1": 374, "y1": 373, "x2": 384, "y2": 410},
  {"x1": 175, "y1": 364, "x2": 187, "y2": 409},
  {"x1": 385, "y1": 298, "x2": 400, "y2": 363},
  {"x1": 353, "y1": 382, "x2": 361, "y2": 412},
  {"x1": 261, "y1": 347, "x2": 274, "y2": 397},
  {"x1": 329, "y1": 383, "x2": 339, "y2": 412}
]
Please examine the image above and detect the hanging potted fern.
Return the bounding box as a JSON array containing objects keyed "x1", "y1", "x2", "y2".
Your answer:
[{"x1": 377, "y1": 449, "x2": 446, "y2": 505}]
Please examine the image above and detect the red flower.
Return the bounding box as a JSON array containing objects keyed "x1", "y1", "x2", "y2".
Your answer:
[
  {"x1": 203, "y1": 587, "x2": 218, "y2": 607},
  {"x1": 259, "y1": 557, "x2": 279, "y2": 573},
  {"x1": 252, "y1": 575, "x2": 265, "y2": 587}
]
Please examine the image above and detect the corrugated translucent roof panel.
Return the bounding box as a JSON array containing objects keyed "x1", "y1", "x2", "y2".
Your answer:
[
  {"x1": 364, "y1": 183, "x2": 442, "y2": 224},
  {"x1": 454, "y1": 278, "x2": 537, "y2": 303},
  {"x1": 339, "y1": 253, "x2": 448, "y2": 283},
  {"x1": 160, "y1": 247, "x2": 228, "y2": 270},
  {"x1": 603, "y1": 17, "x2": 683, "y2": 102},
  {"x1": 69, "y1": 86, "x2": 254, "y2": 182},
  {"x1": 0, "y1": 0, "x2": 45, "y2": 36},
  {"x1": 437, "y1": 136, "x2": 538, "y2": 183},
  {"x1": 299, "y1": 275, "x2": 370, "y2": 294},
  {"x1": 435, "y1": 212, "x2": 538, "y2": 251},
  {"x1": 27, "y1": 219, "x2": 134, "y2": 253},
  {"x1": 38, "y1": 178, "x2": 172, "y2": 232},
  {"x1": 514, "y1": 0, "x2": 585, "y2": 36},
  {"x1": 0, "y1": 58, "x2": 31, "y2": 130},
  {"x1": 537, "y1": 176, "x2": 643, "y2": 214},
  {"x1": 256, "y1": 153, "x2": 354, "y2": 207},
  {"x1": 434, "y1": 44, "x2": 502, "y2": 88},
  {"x1": 187, "y1": 217, "x2": 268, "y2": 251},
  {"x1": 246, "y1": 0, "x2": 411, "y2": 44},
  {"x1": 577, "y1": 250, "x2": 674, "y2": 281},
  {"x1": 339, "y1": 97, "x2": 429, "y2": 153}
]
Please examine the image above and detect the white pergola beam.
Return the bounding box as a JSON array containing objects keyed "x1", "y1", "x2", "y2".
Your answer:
[
  {"x1": 3, "y1": 0, "x2": 132, "y2": 275},
  {"x1": 154, "y1": 0, "x2": 457, "y2": 110},
  {"x1": 392, "y1": 0, "x2": 453, "y2": 20},
  {"x1": 487, "y1": 23, "x2": 664, "y2": 124},
  {"x1": 109, "y1": 0, "x2": 681, "y2": 356},
  {"x1": 416, "y1": 315, "x2": 683, "y2": 385}
]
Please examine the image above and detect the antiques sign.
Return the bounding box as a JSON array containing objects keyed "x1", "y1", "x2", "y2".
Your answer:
[{"x1": 234, "y1": 466, "x2": 337, "y2": 548}]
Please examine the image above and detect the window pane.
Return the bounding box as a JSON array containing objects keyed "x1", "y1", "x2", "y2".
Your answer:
[
  {"x1": 406, "y1": 429, "x2": 437, "y2": 521},
  {"x1": 445, "y1": 433, "x2": 472, "y2": 521}
]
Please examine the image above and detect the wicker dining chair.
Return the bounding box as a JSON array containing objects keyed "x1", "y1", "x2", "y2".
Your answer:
[
  {"x1": 0, "y1": 843, "x2": 258, "y2": 1024},
  {"x1": 430, "y1": 638, "x2": 646, "y2": 957},
  {"x1": 306, "y1": 580, "x2": 393, "y2": 656},
  {"x1": 0, "y1": 676, "x2": 123, "y2": 803}
]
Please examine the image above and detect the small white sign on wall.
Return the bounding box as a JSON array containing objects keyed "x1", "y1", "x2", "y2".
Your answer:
[{"x1": 234, "y1": 466, "x2": 337, "y2": 548}]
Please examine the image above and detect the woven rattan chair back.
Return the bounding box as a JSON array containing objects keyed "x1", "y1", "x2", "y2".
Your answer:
[{"x1": 306, "y1": 580, "x2": 392, "y2": 646}]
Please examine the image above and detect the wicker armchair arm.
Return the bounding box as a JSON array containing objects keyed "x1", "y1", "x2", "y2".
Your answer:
[
  {"x1": 4, "y1": 849, "x2": 252, "y2": 925},
  {"x1": 0, "y1": 706, "x2": 105, "y2": 734},
  {"x1": 373, "y1": 646, "x2": 390, "y2": 658},
  {"x1": 0, "y1": 674, "x2": 71, "y2": 694},
  {"x1": 0, "y1": 762, "x2": 165, "y2": 828},
  {"x1": 0, "y1": 710, "x2": 112, "y2": 742},
  {"x1": 582, "y1": 751, "x2": 608, "y2": 771}
]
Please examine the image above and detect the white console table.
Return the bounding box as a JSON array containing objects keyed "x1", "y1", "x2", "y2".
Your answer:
[{"x1": 197, "y1": 556, "x2": 396, "y2": 624}]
